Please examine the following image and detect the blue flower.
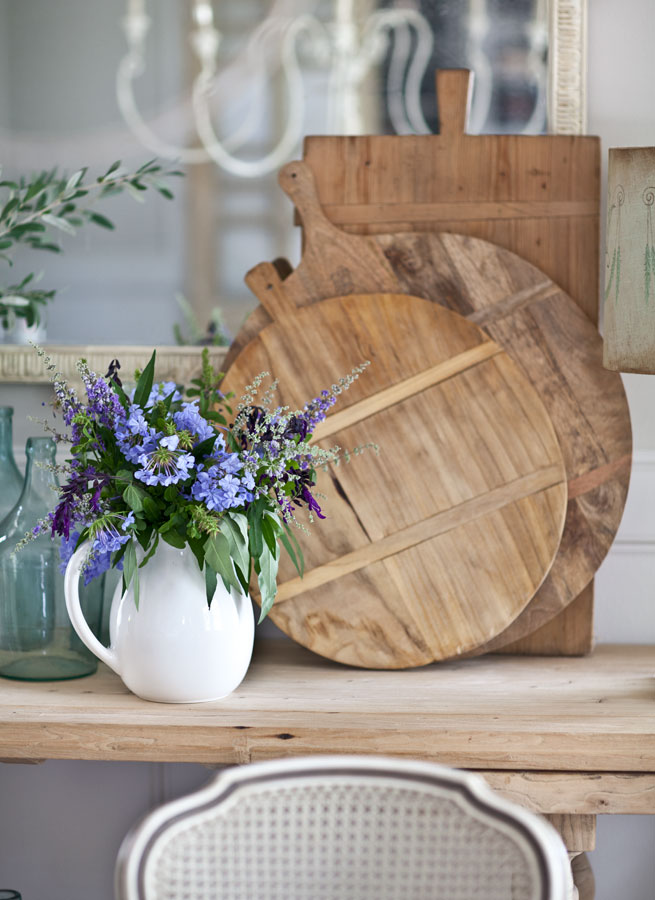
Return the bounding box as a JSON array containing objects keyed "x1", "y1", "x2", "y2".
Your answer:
[
  {"x1": 91, "y1": 510, "x2": 135, "y2": 555},
  {"x1": 173, "y1": 402, "x2": 216, "y2": 445},
  {"x1": 191, "y1": 452, "x2": 255, "y2": 512},
  {"x1": 145, "y1": 381, "x2": 182, "y2": 408},
  {"x1": 134, "y1": 434, "x2": 195, "y2": 487},
  {"x1": 59, "y1": 526, "x2": 120, "y2": 585},
  {"x1": 115, "y1": 404, "x2": 160, "y2": 464}
]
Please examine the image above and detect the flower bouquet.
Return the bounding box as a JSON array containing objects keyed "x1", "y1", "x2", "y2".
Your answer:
[{"x1": 29, "y1": 347, "x2": 372, "y2": 701}]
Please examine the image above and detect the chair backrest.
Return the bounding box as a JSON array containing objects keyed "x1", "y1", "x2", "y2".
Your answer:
[{"x1": 116, "y1": 756, "x2": 573, "y2": 900}]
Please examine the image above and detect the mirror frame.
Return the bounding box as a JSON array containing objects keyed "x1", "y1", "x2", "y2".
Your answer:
[{"x1": 0, "y1": 0, "x2": 586, "y2": 387}]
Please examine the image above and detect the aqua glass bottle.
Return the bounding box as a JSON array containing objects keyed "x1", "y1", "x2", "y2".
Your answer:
[
  {"x1": 0, "y1": 408, "x2": 23, "y2": 522},
  {"x1": 0, "y1": 437, "x2": 102, "y2": 680}
]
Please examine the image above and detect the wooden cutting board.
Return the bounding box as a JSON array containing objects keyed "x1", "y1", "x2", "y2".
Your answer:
[
  {"x1": 224, "y1": 161, "x2": 631, "y2": 655},
  {"x1": 300, "y1": 68, "x2": 605, "y2": 657},
  {"x1": 224, "y1": 291, "x2": 567, "y2": 668}
]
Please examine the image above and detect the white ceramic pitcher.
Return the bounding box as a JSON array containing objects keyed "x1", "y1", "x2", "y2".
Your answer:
[{"x1": 65, "y1": 540, "x2": 254, "y2": 703}]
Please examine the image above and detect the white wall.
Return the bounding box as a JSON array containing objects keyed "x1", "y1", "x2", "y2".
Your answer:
[
  {"x1": 577, "y1": 1, "x2": 655, "y2": 896},
  {"x1": 1, "y1": 1, "x2": 655, "y2": 898}
]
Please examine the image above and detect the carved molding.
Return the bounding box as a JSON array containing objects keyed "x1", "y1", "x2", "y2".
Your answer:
[
  {"x1": 549, "y1": 0, "x2": 588, "y2": 134},
  {"x1": 0, "y1": 345, "x2": 227, "y2": 388}
]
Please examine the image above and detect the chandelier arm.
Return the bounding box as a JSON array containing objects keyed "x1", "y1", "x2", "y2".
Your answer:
[
  {"x1": 385, "y1": 23, "x2": 414, "y2": 135},
  {"x1": 219, "y1": 17, "x2": 291, "y2": 154},
  {"x1": 191, "y1": 16, "x2": 314, "y2": 178},
  {"x1": 116, "y1": 52, "x2": 210, "y2": 163},
  {"x1": 521, "y1": 0, "x2": 549, "y2": 134},
  {"x1": 362, "y1": 10, "x2": 434, "y2": 136},
  {"x1": 466, "y1": 0, "x2": 493, "y2": 134}
]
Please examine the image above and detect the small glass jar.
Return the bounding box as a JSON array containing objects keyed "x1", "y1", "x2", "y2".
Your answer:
[
  {"x1": 0, "y1": 407, "x2": 23, "y2": 522},
  {"x1": 0, "y1": 437, "x2": 102, "y2": 681}
]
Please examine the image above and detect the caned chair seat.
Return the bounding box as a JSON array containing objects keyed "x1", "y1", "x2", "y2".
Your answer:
[{"x1": 116, "y1": 756, "x2": 573, "y2": 900}]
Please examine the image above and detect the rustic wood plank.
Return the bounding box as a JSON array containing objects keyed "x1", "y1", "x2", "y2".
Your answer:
[
  {"x1": 320, "y1": 200, "x2": 598, "y2": 224},
  {"x1": 543, "y1": 815, "x2": 596, "y2": 852},
  {"x1": 311, "y1": 341, "x2": 502, "y2": 441},
  {"x1": 571, "y1": 853, "x2": 595, "y2": 900},
  {"x1": 225, "y1": 292, "x2": 567, "y2": 667},
  {"x1": 296, "y1": 69, "x2": 603, "y2": 655},
  {"x1": 0, "y1": 643, "x2": 653, "y2": 775},
  {"x1": 479, "y1": 771, "x2": 655, "y2": 816},
  {"x1": 230, "y1": 165, "x2": 629, "y2": 658}
]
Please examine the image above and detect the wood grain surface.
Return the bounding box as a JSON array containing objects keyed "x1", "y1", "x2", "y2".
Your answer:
[
  {"x1": 225, "y1": 161, "x2": 631, "y2": 656},
  {"x1": 0, "y1": 642, "x2": 653, "y2": 780},
  {"x1": 297, "y1": 69, "x2": 604, "y2": 657},
  {"x1": 224, "y1": 291, "x2": 567, "y2": 668}
]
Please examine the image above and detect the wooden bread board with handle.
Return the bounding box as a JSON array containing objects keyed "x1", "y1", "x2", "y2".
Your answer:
[
  {"x1": 224, "y1": 290, "x2": 567, "y2": 668},
  {"x1": 299, "y1": 69, "x2": 606, "y2": 656},
  {"x1": 225, "y1": 160, "x2": 631, "y2": 657}
]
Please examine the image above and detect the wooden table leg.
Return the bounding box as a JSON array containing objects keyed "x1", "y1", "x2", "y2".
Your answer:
[{"x1": 570, "y1": 853, "x2": 595, "y2": 900}]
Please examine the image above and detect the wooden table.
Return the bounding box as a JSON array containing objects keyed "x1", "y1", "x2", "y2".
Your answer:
[{"x1": 1, "y1": 641, "x2": 654, "y2": 898}]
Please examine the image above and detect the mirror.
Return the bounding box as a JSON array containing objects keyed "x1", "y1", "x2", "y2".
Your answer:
[{"x1": 0, "y1": 0, "x2": 585, "y2": 381}]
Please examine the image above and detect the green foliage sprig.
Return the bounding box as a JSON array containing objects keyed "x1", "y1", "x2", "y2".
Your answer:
[{"x1": 0, "y1": 159, "x2": 183, "y2": 331}]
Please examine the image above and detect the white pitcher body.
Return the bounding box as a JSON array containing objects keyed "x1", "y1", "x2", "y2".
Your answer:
[{"x1": 65, "y1": 540, "x2": 254, "y2": 703}]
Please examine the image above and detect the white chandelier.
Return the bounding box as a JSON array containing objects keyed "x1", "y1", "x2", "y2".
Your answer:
[{"x1": 117, "y1": 0, "x2": 434, "y2": 178}]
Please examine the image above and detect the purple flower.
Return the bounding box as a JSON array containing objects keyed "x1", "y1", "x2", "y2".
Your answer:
[
  {"x1": 302, "y1": 390, "x2": 337, "y2": 430},
  {"x1": 294, "y1": 486, "x2": 326, "y2": 520},
  {"x1": 81, "y1": 368, "x2": 126, "y2": 430},
  {"x1": 50, "y1": 467, "x2": 110, "y2": 540},
  {"x1": 134, "y1": 434, "x2": 195, "y2": 487}
]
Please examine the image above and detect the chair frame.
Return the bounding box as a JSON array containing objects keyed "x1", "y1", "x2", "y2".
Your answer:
[{"x1": 116, "y1": 755, "x2": 572, "y2": 900}]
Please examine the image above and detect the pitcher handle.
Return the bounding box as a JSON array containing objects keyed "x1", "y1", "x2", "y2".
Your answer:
[{"x1": 65, "y1": 540, "x2": 121, "y2": 675}]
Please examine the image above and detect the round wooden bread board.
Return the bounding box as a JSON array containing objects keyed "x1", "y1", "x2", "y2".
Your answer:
[
  {"x1": 224, "y1": 292, "x2": 567, "y2": 668},
  {"x1": 225, "y1": 160, "x2": 632, "y2": 653}
]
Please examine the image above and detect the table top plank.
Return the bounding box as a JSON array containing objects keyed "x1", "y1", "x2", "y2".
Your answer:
[{"x1": 0, "y1": 641, "x2": 653, "y2": 770}]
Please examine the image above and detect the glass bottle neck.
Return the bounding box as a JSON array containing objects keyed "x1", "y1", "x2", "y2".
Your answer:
[
  {"x1": 21, "y1": 440, "x2": 59, "y2": 512},
  {"x1": 0, "y1": 415, "x2": 14, "y2": 462}
]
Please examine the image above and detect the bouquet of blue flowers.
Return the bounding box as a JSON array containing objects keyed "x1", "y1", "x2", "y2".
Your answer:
[{"x1": 31, "y1": 348, "x2": 372, "y2": 621}]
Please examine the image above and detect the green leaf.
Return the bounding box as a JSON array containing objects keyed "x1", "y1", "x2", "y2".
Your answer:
[
  {"x1": 138, "y1": 533, "x2": 159, "y2": 568},
  {"x1": 9, "y1": 222, "x2": 46, "y2": 236},
  {"x1": 205, "y1": 564, "x2": 217, "y2": 608},
  {"x1": 247, "y1": 498, "x2": 264, "y2": 560},
  {"x1": 280, "y1": 522, "x2": 304, "y2": 578},
  {"x1": 256, "y1": 543, "x2": 279, "y2": 623},
  {"x1": 1, "y1": 197, "x2": 19, "y2": 219},
  {"x1": 204, "y1": 532, "x2": 241, "y2": 595},
  {"x1": 123, "y1": 483, "x2": 144, "y2": 513},
  {"x1": 191, "y1": 434, "x2": 217, "y2": 462},
  {"x1": 88, "y1": 212, "x2": 114, "y2": 230},
  {"x1": 163, "y1": 485, "x2": 179, "y2": 502},
  {"x1": 132, "y1": 349, "x2": 156, "y2": 408},
  {"x1": 24, "y1": 182, "x2": 44, "y2": 202},
  {"x1": 108, "y1": 376, "x2": 130, "y2": 410},
  {"x1": 123, "y1": 540, "x2": 139, "y2": 609},
  {"x1": 187, "y1": 535, "x2": 205, "y2": 571},
  {"x1": 0, "y1": 239, "x2": 12, "y2": 251},
  {"x1": 161, "y1": 530, "x2": 186, "y2": 550},
  {"x1": 103, "y1": 160, "x2": 122, "y2": 180},
  {"x1": 220, "y1": 513, "x2": 250, "y2": 583},
  {"x1": 64, "y1": 169, "x2": 86, "y2": 194},
  {"x1": 261, "y1": 514, "x2": 278, "y2": 558},
  {"x1": 142, "y1": 494, "x2": 160, "y2": 519},
  {"x1": 41, "y1": 213, "x2": 76, "y2": 236}
]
